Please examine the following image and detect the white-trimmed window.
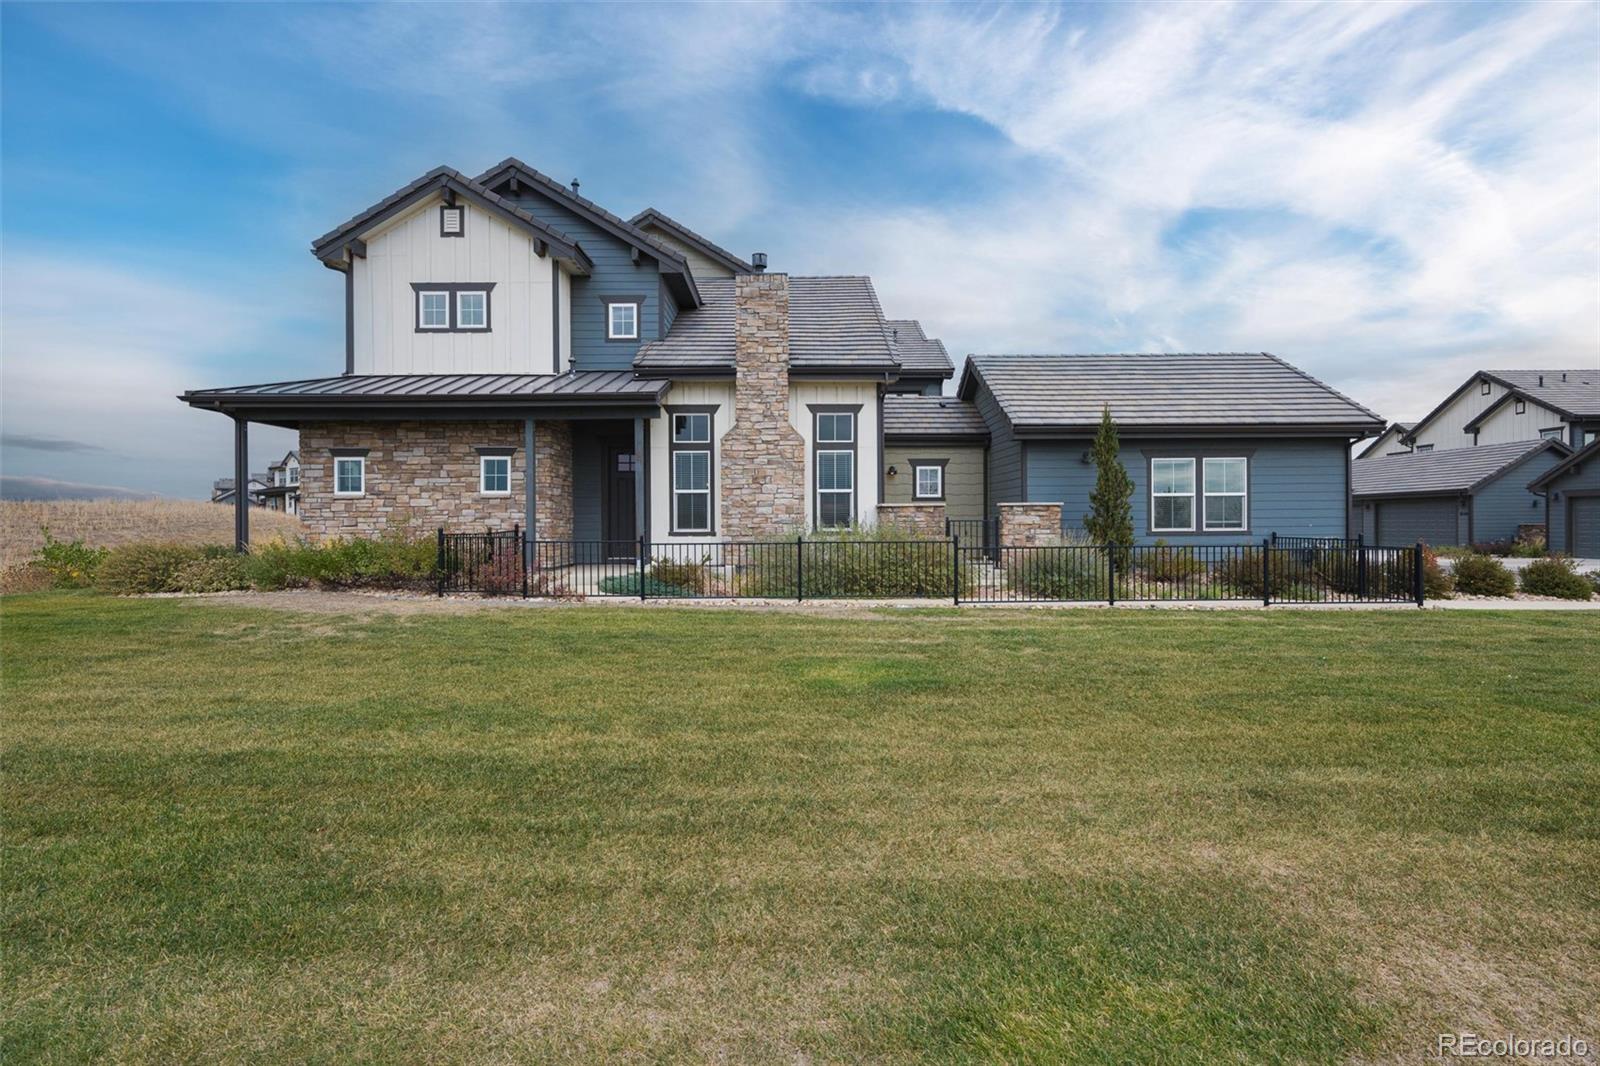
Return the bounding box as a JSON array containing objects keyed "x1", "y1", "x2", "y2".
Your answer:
[
  {"x1": 480, "y1": 455, "x2": 510, "y2": 496},
  {"x1": 334, "y1": 456, "x2": 365, "y2": 496},
  {"x1": 287, "y1": 465, "x2": 299, "y2": 486},
  {"x1": 1540, "y1": 427, "x2": 1564, "y2": 441},
  {"x1": 457, "y1": 291, "x2": 487, "y2": 330},
  {"x1": 1150, "y1": 458, "x2": 1195, "y2": 532},
  {"x1": 607, "y1": 301, "x2": 639, "y2": 340},
  {"x1": 814, "y1": 410, "x2": 857, "y2": 528},
  {"x1": 1202, "y1": 457, "x2": 1248, "y2": 531},
  {"x1": 913, "y1": 463, "x2": 944, "y2": 500},
  {"x1": 419, "y1": 291, "x2": 449, "y2": 329},
  {"x1": 670, "y1": 410, "x2": 713, "y2": 532}
]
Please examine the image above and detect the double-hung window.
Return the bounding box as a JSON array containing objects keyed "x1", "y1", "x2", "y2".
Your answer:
[
  {"x1": 813, "y1": 409, "x2": 857, "y2": 528},
  {"x1": 607, "y1": 301, "x2": 639, "y2": 340},
  {"x1": 419, "y1": 291, "x2": 449, "y2": 329},
  {"x1": 1202, "y1": 457, "x2": 1247, "y2": 531},
  {"x1": 670, "y1": 410, "x2": 713, "y2": 533},
  {"x1": 287, "y1": 465, "x2": 299, "y2": 486},
  {"x1": 1150, "y1": 458, "x2": 1194, "y2": 532},
  {"x1": 480, "y1": 455, "x2": 510, "y2": 496},
  {"x1": 913, "y1": 462, "x2": 944, "y2": 500},
  {"x1": 334, "y1": 456, "x2": 365, "y2": 497}
]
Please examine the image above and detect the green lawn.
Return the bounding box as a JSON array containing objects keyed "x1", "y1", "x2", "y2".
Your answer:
[{"x1": 3, "y1": 594, "x2": 1597, "y2": 1063}]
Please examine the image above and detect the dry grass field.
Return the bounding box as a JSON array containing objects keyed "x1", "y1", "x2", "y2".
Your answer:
[{"x1": 0, "y1": 499, "x2": 304, "y2": 568}]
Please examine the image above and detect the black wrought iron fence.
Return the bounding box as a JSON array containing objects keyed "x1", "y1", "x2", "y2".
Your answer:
[
  {"x1": 946, "y1": 517, "x2": 1000, "y2": 562},
  {"x1": 436, "y1": 531, "x2": 1424, "y2": 606}
]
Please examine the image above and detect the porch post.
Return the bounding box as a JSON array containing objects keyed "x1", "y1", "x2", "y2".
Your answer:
[
  {"x1": 633, "y1": 416, "x2": 648, "y2": 543},
  {"x1": 233, "y1": 415, "x2": 249, "y2": 552},
  {"x1": 524, "y1": 417, "x2": 537, "y2": 559}
]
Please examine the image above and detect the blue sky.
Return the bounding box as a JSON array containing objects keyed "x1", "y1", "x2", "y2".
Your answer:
[{"x1": 3, "y1": 1, "x2": 1596, "y2": 498}]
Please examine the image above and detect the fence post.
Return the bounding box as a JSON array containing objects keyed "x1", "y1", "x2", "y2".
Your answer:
[
  {"x1": 435, "y1": 528, "x2": 445, "y2": 597},
  {"x1": 1357, "y1": 542, "x2": 1368, "y2": 598},
  {"x1": 1270, "y1": 532, "x2": 1278, "y2": 547},
  {"x1": 638, "y1": 535, "x2": 647, "y2": 601},
  {"x1": 952, "y1": 533, "x2": 961, "y2": 606},
  {"x1": 516, "y1": 524, "x2": 528, "y2": 599},
  {"x1": 1413, "y1": 541, "x2": 1424, "y2": 607},
  {"x1": 1107, "y1": 548, "x2": 1116, "y2": 606},
  {"x1": 1261, "y1": 538, "x2": 1271, "y2": 607},
  {"x1": 796, "y1": 535, "x2": 804, "y2": 602}
]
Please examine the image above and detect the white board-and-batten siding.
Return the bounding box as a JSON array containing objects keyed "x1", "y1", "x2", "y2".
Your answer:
[{"x1": 351, "y1": 195, "x2": 561, "y2": 375}]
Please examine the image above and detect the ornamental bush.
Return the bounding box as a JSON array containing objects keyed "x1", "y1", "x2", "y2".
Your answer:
[
  {"x1": 1518, "y1": 557, "x2": 1592, "y2": 600},
  {"x1": 170, "y1": 553, "x2": 254, "y2": 593},
  {"x1": 33, "y1": 529, "x2": 108, "y2": 588},
  {"x1": 1009, "y1": 546, "x2": 1106, "y2": 600},
  {"x1": 97, "y1": 543, "x2": 229, "y2": 594},
  {"x1": 1451, "y1": 554, "x2": 1516, "y2": 597}
]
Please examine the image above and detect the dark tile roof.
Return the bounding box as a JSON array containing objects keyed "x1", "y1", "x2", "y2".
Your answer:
[
  {"x1": 1466, "y1": 369, "x2": 1600, "y2": 425},
  {"x1": 885, "y1": 320, "x2": 954, "y2": 376},
  {"x1": 960, "y1": 353, "x2": 1383, "y2": 434},
  {"x1": 629, "y1": 208, "x2": 752, "y2": 274},
  {"x1": 182, "y1": 371, "x2": 667, "y2": 404},
  {"x1": 1352, "y1": 438, "x2": 1569, "y2": 498},
  {"x1": 1527, "y1": 437, "x2": 1600, "y2": 491},
  {"x1": 883, "y1": 396, "x2": 988, "y2": 439},
  {"x1": 308, "y1": 166, "x2": 591, "y2": 272},
  {"x1": 634, "y1": 276, "x2": 900, "y2": 374}
]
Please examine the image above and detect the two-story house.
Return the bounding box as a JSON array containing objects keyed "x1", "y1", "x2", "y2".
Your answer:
[{"x1": 256, "y1": 451, "x2": 301, "y2": 516}]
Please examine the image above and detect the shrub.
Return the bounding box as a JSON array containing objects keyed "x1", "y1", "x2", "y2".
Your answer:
[
  {"x1": 32, "y1": 529, "x2": 108, "y2": 588},
  {"x1": 1215, "y1": 548, "x2": 1264, "y2": 598},
  {"x1": 1009, "y1": 547, "x2": 1106, "y2": 600},
  {"x1": 1519, "y1": 557, "x2": 1593, "y2": 600},
  {"x1": 649, "y1": 557, "x2": 711, "y2": 596},
  {"x1": 97, "y1": 543, "x2": 229, "y2": 594},
  {"x1": 170, "y1": 553, "x2": 254, "y2": 593},
  {"x1": 247, "y1": 533, "x2": 436, "y2": 591},
  {"x1": 1451, "y1": 554, "x2": 1516, "y2": 596},
  {"x1": 1139, "y1": 540, "x2": 1205, "y2": 583},
  {"x1": 1508, "y1": 537, "x2": 1548, "y2": 559},
  {"x1": 733, "y1": 526, "x2": 965, "y2": 599},
  {"x1": 1421, "y1": 545, "x2": 1454, "y2": 600},
  {"x1": 1, "y1": 564, "x2": 55, "y2": 595}
]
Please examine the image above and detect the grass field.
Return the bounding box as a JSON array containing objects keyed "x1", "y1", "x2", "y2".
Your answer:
[
  {"x1": 3, "y1": 595, "x2": 1596, "y2": 1063},
  {"x1": 0, "y1": 500, "x2": 304, "y2": 569}
]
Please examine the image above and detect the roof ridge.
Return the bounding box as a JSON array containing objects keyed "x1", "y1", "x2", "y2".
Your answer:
[
  {"x1": 628, "y1": 207, "x2": 752, "y2": 273},
  {"x1": 1256, "y1": 351, "x2": 1384, "y2": 423}
]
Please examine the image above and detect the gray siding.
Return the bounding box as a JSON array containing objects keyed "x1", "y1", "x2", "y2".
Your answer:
[
  {"x1": 659, "y1": 276, "x2": 678, "y2": 337},
  {"x1": 883, "y1": 445, "x2": 986, "y2": 519},
  {"x1": 504, "y1": 196, "x2": 664, "y2": 371},
  {"x1": 1471, "y1": 448, "x2": 1566, "y2": 544},
  {"x1": 972, "y1": 383, "x2": 1021, "y2": 513},
  {"x1": 1544, "y1": 453, "x2": 1600, "y2": 554},
  {"x1": 1026, "y1": 437, "x2": 1350, "y2": 545}
]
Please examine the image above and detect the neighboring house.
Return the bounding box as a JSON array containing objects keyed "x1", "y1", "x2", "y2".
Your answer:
[
  {"x1": 1355, "y1": 421, "x2": 1415, "y2": 459},
  {"x1": 1351, "y1": 438, "x2": 1571, "y2": 547},
  {"x1": 881, "y1": 396, "x2": 989, "y2": 521},
  {"x1": 1527, "y1": 439, "x2": 1600, "y2": 557},
  {"x1": 1398, "y1": 369, "x2": 1599, "y2": 454},
  {"x1": 255, "y1": 451, "x2": 302, "y2": 515},
  {"x1": 958, "y1": 353, "x2": 1384, "y2": 544},
  {"x1": 210, "y1": 474, "x2": 268, "y2": 507}
]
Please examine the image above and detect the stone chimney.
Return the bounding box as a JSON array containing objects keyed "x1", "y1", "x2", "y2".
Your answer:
[{"x1": 720, "y1": 272, "x2": 806, "y2": 537}]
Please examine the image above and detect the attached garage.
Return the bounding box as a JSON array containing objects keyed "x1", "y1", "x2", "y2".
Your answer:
[
  {"x1": 1352, "y1": 438, "x2": 1571, "y2": 547},
  {"x1": 1528, "y1": 438, "x2": 1600, "y2": 558}
]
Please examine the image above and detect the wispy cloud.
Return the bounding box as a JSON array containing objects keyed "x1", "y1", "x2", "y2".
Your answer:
[{"x1": 3, "y1": 434, "x2": 104, "y2": 453}]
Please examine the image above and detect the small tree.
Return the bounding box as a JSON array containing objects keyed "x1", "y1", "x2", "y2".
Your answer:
[{"x1": 1085, "y1": 405, "x2": 1134, "y2": 559}]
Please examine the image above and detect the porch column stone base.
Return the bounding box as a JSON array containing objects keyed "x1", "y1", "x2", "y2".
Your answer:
[
  {"x1": 998, "y1": 502, "x2": 1062, "y2": 547},
  {"x1": 877, "y1": 502, "x2": 946, "y2": 538},
  {"x1": 534, "y1": 421, "x2": 573, "y2": 542}
]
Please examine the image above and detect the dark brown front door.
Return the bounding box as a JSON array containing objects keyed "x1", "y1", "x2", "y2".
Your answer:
[{"x1": 603, "y1": 444, "x2": 637, "y2": 556}]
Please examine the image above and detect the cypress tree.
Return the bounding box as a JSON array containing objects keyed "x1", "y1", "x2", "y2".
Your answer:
[{"x1": 1085, "y1": 405, "x2": 1133, "y2": 556}]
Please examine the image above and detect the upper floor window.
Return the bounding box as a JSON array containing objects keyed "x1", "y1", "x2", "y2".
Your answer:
[
  {"x1": 1480, "y1": 381, "x2": 1492, "y2": 396},
  {"x1": 1514, "y1": 399, "x2": 1526, "y2": 415},
  {"x1": 287, "y1": 465, "x2": 299, "y2": 486},
  {"x1": 607, "y1": 300, "x2": 640, "y2": 340},
  {"x1": 1540, "y1": 427, "x2": 1563, "y2": 441},
  {"x1": 412, "y1": 282, "x2": 495, "y2": 333},
  {"x1": 1415, "y1": 444, "x2": 1434, "y2": 452}
]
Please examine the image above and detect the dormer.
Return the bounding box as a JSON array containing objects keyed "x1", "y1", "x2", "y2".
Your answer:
[{"x1": 311, "y1": 167, "x2": 592, "y2": 376}]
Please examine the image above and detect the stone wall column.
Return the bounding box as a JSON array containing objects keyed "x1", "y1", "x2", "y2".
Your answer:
[
  {"x1": 534, "y1": 421, "x2": 573, "y2": 541},
  {"x1": 720, "y1": 272, "x2": 806, "y2": 538},
  {"x1": 997, "y1": 502, "x2": 1063, "y2": 547},
  {"x1": 876, "y1": 502, "x2": 946, "y2": 538}
]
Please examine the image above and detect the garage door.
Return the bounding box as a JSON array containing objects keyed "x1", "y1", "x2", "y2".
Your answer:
[
  {"x1": 1571, "y1": 497, "x2": 1600, "y2": 558},
  {"x1": 1376, "y1": 497, "x2": 1459, "y2": 546}
]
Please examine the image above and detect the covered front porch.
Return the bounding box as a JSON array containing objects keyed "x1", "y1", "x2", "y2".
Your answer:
[{"x1": 178, "y1": 371, "x2": 668, "y2": 553}]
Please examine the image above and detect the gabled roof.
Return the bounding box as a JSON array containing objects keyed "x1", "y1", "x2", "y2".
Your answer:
[
  {"x1": 1527, "y1": 437, "x2": 1600, "y2": 491},
  {"x1": 885, "y1": 320, "x2": 954, "y2": 377},
  {"x1": 1355, "y1": 421, "x2": 1415, "y2": 460},
  {"x1": 1401, "y1": 369, "x2": 1599, "y2": 443},
  {"x1": 267, "y1": 450, "x2": 299, "y2": 470},
  {"x1": 310, "y1": 166, "x2": 592, "y2": 273},
  {"x1": 958, "y1": 353, "x2": 1383, "y2": 436},
  {"x1": 475, "y1": 158, "x2": 701, "y2": 306},
  {"x1": 1461, "y1": 373, "x2": 1600, "y2": 431},
  {"x1": 1352, "y1": 438, "x2": 1571, "y2": 499},
  {"x1": 883, "y1": 396, "x2": 988, "y2": 441},
  {"x1": 628, "y1": 208, "x2": 752, "y2": 274},
  {"x1": 634, "y1": 276, "x2": 901, "y2": 377}
]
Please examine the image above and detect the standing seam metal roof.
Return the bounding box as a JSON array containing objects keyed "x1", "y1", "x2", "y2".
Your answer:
[{"x1": 181, "y1": 371, "x2": 667, "y2": 403}]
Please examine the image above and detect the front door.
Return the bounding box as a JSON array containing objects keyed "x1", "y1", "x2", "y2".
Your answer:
[{"x1": 603, "y1": 444, "x2": 637, "y2": 557}]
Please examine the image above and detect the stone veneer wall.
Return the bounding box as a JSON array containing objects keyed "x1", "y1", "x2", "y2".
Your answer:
[
  {"x1": 719, "y1": 273, "x2": 807, "y2": 537},
  {"x1": 298, "y1": 420, "x2": 573, "y2": 541},
  {"x1": 997, "y1": 502, "x2": 1063, "y2": 547},
  {"x1": 876, "y1": 503, "x2": 947, "y2": 538}
]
